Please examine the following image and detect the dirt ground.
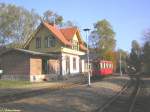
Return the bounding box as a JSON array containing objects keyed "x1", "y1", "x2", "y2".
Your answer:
[{"x1": 0, "y1": 76, "x2": 132, "y2": 112}]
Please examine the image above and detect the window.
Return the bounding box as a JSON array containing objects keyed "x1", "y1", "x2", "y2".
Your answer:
[
  {"x1": 72, "y1": 40, "x2": 79, "y2": 50},
  {"x1": 66, "y1": 56, "x2": 70, "y2": 74},
  {"x1": 45, "y1": 37, "x2": 48, "y2": 48},
  {"x1": 100, "y1": 63, "x2": 103, "y2": 69},
  {"x1": 103, "y1": 63, "x2": 105, "y2": 68},
  {"x1": 36, "y1": 38, "x2": 41, "y2": 48},
  {"x1": 73, "y1": 58, "x2": 76, "y2": 70},
  {"x1": 45, "y1": 36, "x2": 56, "y2": 48},
  {"x1": 106, "y1": 63, "x2": 108, "y2": 68}
]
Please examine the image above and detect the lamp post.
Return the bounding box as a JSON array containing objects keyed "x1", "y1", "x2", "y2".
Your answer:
[{"x1": 83, "y1": 28, "x2": 91, "y2": 86}]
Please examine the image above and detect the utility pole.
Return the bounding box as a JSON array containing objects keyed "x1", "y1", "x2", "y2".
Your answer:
[{"x1": 83, "y1": 28, "x2": 91, "y2": 87}]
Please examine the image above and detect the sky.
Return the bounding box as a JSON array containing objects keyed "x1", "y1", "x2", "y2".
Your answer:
[{"x1": 1, "y1": 0, "x2": 150, "y2": 51}]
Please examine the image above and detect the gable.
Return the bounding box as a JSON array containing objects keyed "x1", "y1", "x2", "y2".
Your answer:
[
  {"x1": 72, "y1": 34, "x2": 78, "y2": 42},
  {"x1": 24, "y1": 22, "x2": 87, "y2": 51},
  {"x1": 27, "y1": 26, "x2": 58, "y2": 49},
  {"x1": 27, "y1": 26, "x2": 65, "y2": 53},
  {"x1": 24, "y1": 22, "x2": 72, "y2": 49},
  {"x1": 75, "y1": 30, "x2": 84, "y2": 44},
  {"x1": 60, "y1": 27, "x2": 84, "y2": 44}
]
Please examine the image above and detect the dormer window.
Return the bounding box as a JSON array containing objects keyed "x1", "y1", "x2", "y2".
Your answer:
[
  {"x1": 72, "y1": 40, "x2": 79, "y2": 50},
  {"x1": 45, "y1": 36, "x2": 56, "y2": 48},
  {"x1": 36, "y1": 37, "x2": 41, "y2": 48}
]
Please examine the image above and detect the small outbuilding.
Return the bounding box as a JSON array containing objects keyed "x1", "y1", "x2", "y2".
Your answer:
[{"x1": 0, "y1": 48, "x2": 60, "y2": 82}]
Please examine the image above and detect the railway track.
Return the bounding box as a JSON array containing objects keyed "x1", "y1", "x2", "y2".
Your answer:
[
  {"x1": 95, "y1": 75, "x2": 143, "y2": 112},
  {"x1": 131, "y1": 75, "x2": 150, "y2": 112}
]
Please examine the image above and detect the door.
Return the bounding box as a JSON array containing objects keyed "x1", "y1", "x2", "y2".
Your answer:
[
  {"x1": 42, "y1": 58, "x2": 49, "y2": 74},
  {"x1": 66, "y1": 56, "x2": 70, "y2": 75}
]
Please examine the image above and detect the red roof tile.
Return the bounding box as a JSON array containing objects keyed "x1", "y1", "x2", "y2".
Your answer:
[
  {"x1": 60, "y1": 27, "x2": 77, "y2": 41},
  {"x1": 80, "y1": 44, "x2": 87, "y2": 51},
  {"x1": 43, "y1": 22, "x2": 72, "y2": 46}
]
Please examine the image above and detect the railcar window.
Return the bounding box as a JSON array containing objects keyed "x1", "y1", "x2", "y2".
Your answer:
[
  {"x1": 110, "y1": 64, "x2": 111, "y2": 68},
  {"x1": 109, "y1": 64, "x2": 111, "y2": 68},
  {"x1": 100, "y1": 63, "x2": 103, "y2": 69}
]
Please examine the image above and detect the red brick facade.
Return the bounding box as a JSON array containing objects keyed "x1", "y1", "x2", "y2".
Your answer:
[
  {"x1": 0, "y1": 50, "x2": 60, "y2": 81},
  {"x1": 48, "y1": 59, "x2": 60, "y2": 74},
  {"x1": 0, "y1": 51, "x2": 30, "y2": 76},
  {"x1": 30, "y1": 58, "x2": 42, "y2": 75}
]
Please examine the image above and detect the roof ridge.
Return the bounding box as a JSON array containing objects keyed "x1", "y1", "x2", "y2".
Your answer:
[{"x1": 60, "y1": 27, "x2": 77, "y2": 29}]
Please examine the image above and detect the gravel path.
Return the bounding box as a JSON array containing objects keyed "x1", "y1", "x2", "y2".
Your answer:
[{"x1": 0, "y1": 75, "x2": 130, "y2": 112}]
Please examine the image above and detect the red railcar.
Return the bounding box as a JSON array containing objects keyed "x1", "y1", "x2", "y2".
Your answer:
[{"x1": 92, "y1": 60, "x2": 113, "y2": 76}]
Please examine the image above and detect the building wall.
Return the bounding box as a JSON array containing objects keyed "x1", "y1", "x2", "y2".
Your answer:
[
  {"x1": 45, "y1": 59, "x2": 60, "y2": 81},
  {"x1": 81, "y1": 60, "x2": 85, "y2": 73},
  {"x1": 0, "y1": 51, "x2": 30, "y2": 80},
  {"x1": 0, "y1": 51, "x2": 30, "y2": 76},
  {"x1": 61, "y1": 53, "x2": 80, "y2": 75},
  {"x1": 0, "y1": 50, "x2": 61, "y2": 82},
  {"x1": 30, "y1": 57, "x2": 60, "y2": 82},
  {"x1": 30, "y1": 57, "x2": 42, "y2": 75},
  {"x1": 61, "y1": 47, "x2": 85, "y2": 55},
  {"x1": 48, "y1": 59, "x2": 60, "y2": 75},
  {"x1": 28, "y1": 26, "x2": 62, "y2": 53}
]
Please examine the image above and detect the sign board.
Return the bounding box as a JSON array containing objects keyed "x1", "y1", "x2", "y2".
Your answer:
[{"x1": 0, "y1": 70, "x2": 3, "y2": 74}]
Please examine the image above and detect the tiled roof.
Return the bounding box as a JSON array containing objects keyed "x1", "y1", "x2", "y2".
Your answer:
[
  {"x1": 43, "y1": 22, "x2": 72, "y2": 46},
  {"x1": 60, "y1": 27, "x2": 77, "y2": 41},
  {"x1": 0, "y1": 48, "x2": 58, "y2": 58},
  {"x1": 79, "y1": 44, "x2": 88, "y2": 51}
]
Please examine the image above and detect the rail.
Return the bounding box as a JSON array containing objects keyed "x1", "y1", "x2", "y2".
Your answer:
[{"x1": 95, "y1": 75, "x2": 141, "y2": 112}]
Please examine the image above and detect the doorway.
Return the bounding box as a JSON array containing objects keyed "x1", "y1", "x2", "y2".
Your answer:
[
  {"x1": 66, "y1": 56, "x2": 70, "y2": 75},
  {"x1": 42, "y1": 58, "x2": 49, "y2": 74}
]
